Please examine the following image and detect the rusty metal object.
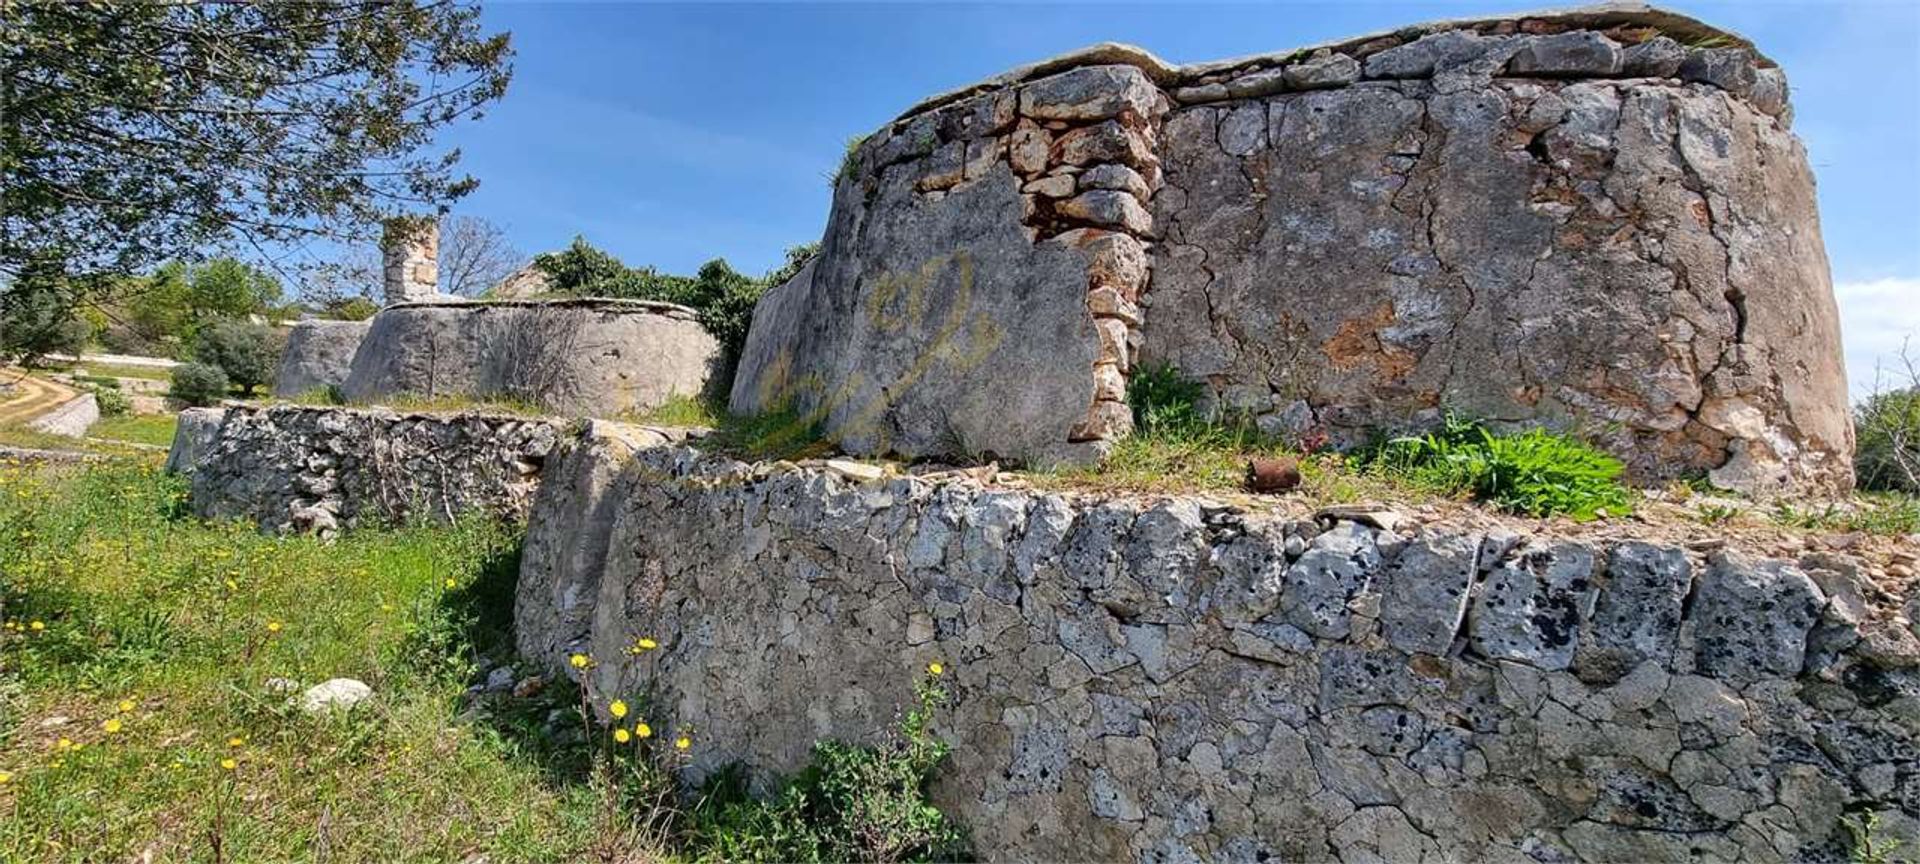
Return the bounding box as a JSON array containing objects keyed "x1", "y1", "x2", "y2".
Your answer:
[{"x1": 1245, "y1": 456, "x2": 1302, "y2": 494}]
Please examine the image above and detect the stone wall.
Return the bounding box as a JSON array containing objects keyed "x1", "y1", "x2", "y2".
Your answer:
[
  {"x1": 729, "y1": 4, "x2": 1851, "y2": 493},
  {"x1": 516, "y1": 438, "x2": 1918, "y2": 861},
  {"x1": 26, "y1": 392, "x2": 98, "y2": 438},
  {"x1": 176, "y1": 403, "x2": 698, "y2": 535},
  {"x1": 381, "y1": 216, "x2": 440, "y2": 305},
  {"x1": 340, "y1": 298, "x2": 720, "y2": 417},
  {"x1": 272, "y1": 319, "x2": 372, "y2": 397}
]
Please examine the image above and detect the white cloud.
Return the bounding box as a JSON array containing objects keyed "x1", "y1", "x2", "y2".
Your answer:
[{"x1": 1835, "y1": 277, "x2": 1920, "y2": 400}]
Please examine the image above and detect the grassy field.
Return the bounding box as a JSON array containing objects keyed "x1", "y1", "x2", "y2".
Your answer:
[
  {"x1": 0, "y1": 460, "x2": 963, "y2": 863},
  {"x1": 86, "y1": 414, "x2": 180, "y2": 449}
]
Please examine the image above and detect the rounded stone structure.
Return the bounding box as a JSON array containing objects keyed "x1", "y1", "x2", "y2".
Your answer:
[
  {"x1": 341, "y1": 298, "x2": 719, "y2": 417},
  {"x1": 273, "y1": 319, "x2": 372, "y2": 398},
  {"x1": 730, "y1": 4, "x2": 1852, "y2": 494}
]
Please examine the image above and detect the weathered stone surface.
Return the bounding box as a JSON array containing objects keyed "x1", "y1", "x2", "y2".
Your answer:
[
  {"x1": 178, "y1": 404, "x2": 689, "y2": 534},
  {"x1": 1679, "y1": 47, "x2": 1758, "y2": 96},
  {"x1": 381, "y1": 216, "x2": 439, "y2": 305},
  {"x1": 1621, "y1": 35, "x2": 1686, "y2": 77},
  {"x1": 729, "y1": 7, "x2": 1848, "y2": 487},
  {"x1": 298, "y1": 678, "x2": 373, "y2": 714},
  {"x1": 1684, "y1": 553, "x2": 1824, "y2": 683},
  {"x1": 1019, "y1": 65, "x2": 1159, "y2": 121},
  {"x1": 1469, "y1": 543, "x2": 1598, "y2": 670},
  {"x1": 513, "y1": 444, "x2": 1914, "y2": 861},
  {"x1": 1575, "y1": 541, "x2": 1690, "y2": 681},
  {"x1": 1506, "y1": 32, "x2": 1623, "y2": 77},
  {"x1": 343, "y1": 299, "x2": 718, "y2": 417},
  {"x1": 163, "y1": 406, "x2": 225, "y2": 475},
  {"x1": 273, "y1": 319, "x2": 371, "y2": 398}
]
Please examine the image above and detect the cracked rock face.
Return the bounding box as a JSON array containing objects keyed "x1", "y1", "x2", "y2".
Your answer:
[
  {"x1": 272, "y1": 319, "x2": 370, "y2": 398},
  {"x1": 730, "y1": 5, "x2": 1851, "y2": 492},
  {"x1": 515, "y1": 441, "x2": 1917, "y2": 861},
  {"x1": 342, "y1": 299, "x2": 719, "y2": 418}
]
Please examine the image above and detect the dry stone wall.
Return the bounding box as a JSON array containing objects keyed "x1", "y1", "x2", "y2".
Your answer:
[
  {"x1": 176, "y1": 403, "x2": 697, "y2": 535},
  {"x1": 516, "y1": 438, "x2": 1919, "y2": 861},
  {"x1": 730, "y1": 4, "x2": 1851, "y2": 493},
  {"x1": 341, "y1": 298, "x2": 719, "y2": 417}
]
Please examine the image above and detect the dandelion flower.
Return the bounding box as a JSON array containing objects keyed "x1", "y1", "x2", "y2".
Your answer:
[
  {"x1": 609, "y1": 700, "x2": 628, "y2": 719},
  {"x1": 568, "y1": 653, "x2": 590, "y2": 669},
  {"x1": 219, "y1": 758, "x2": 237, "y2": 771},
  {"x1": 0, "y1": 771, "x2": 10, "y2": 783},
  {"x1": 928, "y1": 661, "x2": 944, "y2": 676},
  {"x1": 102, "y1": 718, "x2": 123, "y2": 734},
  {"x1": 613, "y1": 728, "x2": 631, "y2": 743},
  {"x1": 266, "y1": 621, "x2": 282, "y2": 633},
  {"x1": 444, "y1": 578, "x2": 457, "y2": 589},
  {"x1": 225, "y1": 579, "x2": 237, "y2": 591},
  {"x1": 380, "y1": 603, "x2": 394, "y2": 612},
  {"x1": 29, "y1": 621, "x2": 44, "y2": 631},
  {"x1": 227, "y1": 736, "x2": 245, "y2": 748},
  {"x1": 635, "y1": 722, "x2": 653, "y2": 739},
  {"x1": 637, "y1": 637, "x2": 658, "y2": 650},
  {"x1": 49, "y1": 759, "x2": 63, "y2": 769},
  {"x1": 55, "y1": 738, "x2": 72, "y2": 751},
  {"x1": 117, "y1": 700, "x2": 135, "y2": 713},
  {"x1": 675, "y1": 735, "x2": 691, "y2": 751}
]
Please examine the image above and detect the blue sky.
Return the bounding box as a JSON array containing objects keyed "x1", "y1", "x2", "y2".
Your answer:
[{"x1": 437, "y1": 1, "x2": 1920, "y2": 396}]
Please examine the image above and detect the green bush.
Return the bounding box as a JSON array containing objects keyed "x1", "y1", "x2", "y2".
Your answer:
[
  {"x1": 193, "y1": 318, "x2": 280, "y2": 394},
  {"x1": 324, "y1": 296, "x2": 380, "y2": 321},
  {"x1": 688, "y1": 676, "x2": 968, "y2": 862},
  {"x1": 88, "y1": 384, "x2": 133, "y2": 417},
  {"x1": 168, "y1": 361, "x2": 229, "y2": 406},
  {"x1": 1, "y1": 262, "x2": 91, "y2": 365},
  {"x1": 1855, "y1": 386, "x2": 1919, "y2": 493},
  {"x1": 1127, "y1": 360, "x2": 1213, "y2": 436},
  {"x1": 1370, "y1": 415, "x2": 1634, "y2": 520}
]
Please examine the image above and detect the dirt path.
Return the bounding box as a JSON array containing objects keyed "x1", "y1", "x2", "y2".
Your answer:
[{"x1": 0, "y1": 370, "x2": 78, "y2": 426}]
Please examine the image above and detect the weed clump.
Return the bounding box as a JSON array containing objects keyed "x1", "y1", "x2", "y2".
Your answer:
[{"x1": 1368, "y1": 414, "x2": 1635, "y2": 520}]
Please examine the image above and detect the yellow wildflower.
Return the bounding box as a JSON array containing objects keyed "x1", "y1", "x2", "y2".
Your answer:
[
  {"x1": 637, "y1": 637, "x2": 658, "y2": 650},
  {"x1": 118, "y1": 700, "x2": 135, "y2": 713},
  {"x1": 29, "y1": 621, "x2": 44, "y2": 631},
  {"x1": 0, "y1": 771, "x2": 10, "y2": 783},
  {"x1": 225, "y1": 579, "x2": 237, "y2": 591},
  {"x1": 102, "y1": 718, "x2": 123, "y2": 734},
  {"x1": 609, "y1": 700, "x2": 629, "y2": 719},
  {"x1": 227, "y1": 736, "x2": 245, "y2": 748},
  {"x1": 380, "y1": 603, "x2": 394, "y2": 612},
  {"x1": 219, "y1": 758, "x2": 237, "y2": 771},
  {"x1": 444, "y1": 578, "x2": 457, "y2": 589},
  {"x1": 613, "y1": 728, "x2": 631, "y2": 743},
  {"x1": 266, "y1": 621, "x2": 282, "y2": 633},
  {"x1": 55, "y1": 738, "x2": 72, "y2": 751},
  {"x1": 568, "y1": 653, "x2": 590, "y2": 669},
  {"x1": 675, "y1": 735, "x2": 691, "y2": 751},
  {"x1": 635, "y1": 722, "x2": 653, "y2": 739},
  {"x1": 928, "y1": 661, "x2": 944, "y2": 676}
]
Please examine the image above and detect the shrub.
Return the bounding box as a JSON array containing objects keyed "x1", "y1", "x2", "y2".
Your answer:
[
  {"x1": 88, "y1": 384, "x2": 132, "y2": 417},
  {"x1": 324, "y1": 296, "x2": 380, "y2": 321},
  {"x1": 169, "y1": 362, "x2": 229, "y2": 406},
  {"x1": 688, "y1": 675, "x2": 968, "y2": 862},
  {"x1": 1, "y1": 268, "x2": 91, "y2": 365},
  {"x1": 193, "y1": 319, "x2": 280, "y2": 394},
  {"x1": 1855, "y1": 386, "x2": 1919, "y2": 493},
  {"x1": 1370, "y1": 415, "x2": 1634, "y2": 520}
]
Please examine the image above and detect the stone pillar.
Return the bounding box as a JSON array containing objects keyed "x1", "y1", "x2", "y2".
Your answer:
[{"x1": 380, "y1": 216, "x2": 439, "y2": 305}]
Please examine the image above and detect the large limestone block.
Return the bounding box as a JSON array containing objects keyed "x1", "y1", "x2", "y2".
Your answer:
[
  {"x1": 341, "y1": 299, "x2": 718, "y2": 417},
  {"x1": 273, "y1": 319, "x2": 371, "y2": 397}
]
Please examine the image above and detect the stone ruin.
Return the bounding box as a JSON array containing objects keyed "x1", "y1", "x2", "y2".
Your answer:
[
  {"x1": 381, "y1": 215, "x2": 441, "y2": 305},
  {"x1": 273, "y1": 219, "x2": 720, "y2": 414},
  {"x1": 731, "y1": 2, "x2": 1853, "y2": 495},
  {"x1": 173, "y1": 6, "x2": 1916, "y2": 861}
]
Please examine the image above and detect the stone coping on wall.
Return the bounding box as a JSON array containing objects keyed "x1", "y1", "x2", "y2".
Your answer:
[
  {"x1": 888, "y1": 3, "x2": 1769, "y2": 125},
  {"x1": 384, "y1": 296, "x2": 700, "y2": 321}
]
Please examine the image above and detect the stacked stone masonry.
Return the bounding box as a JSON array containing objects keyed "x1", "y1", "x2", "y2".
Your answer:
[
  {"x1": 515, "y1": 434, "x2": 1920, "y2": 862},
  {"x1": 381, "y1": 216, "x2": 440, "y2": 305},
  {"x1": 729, "y1": 4, "x2": 1851, "y2": 494},
  {"x1": 173, "y1": 403, "x2": 695, "y2": 535}
]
